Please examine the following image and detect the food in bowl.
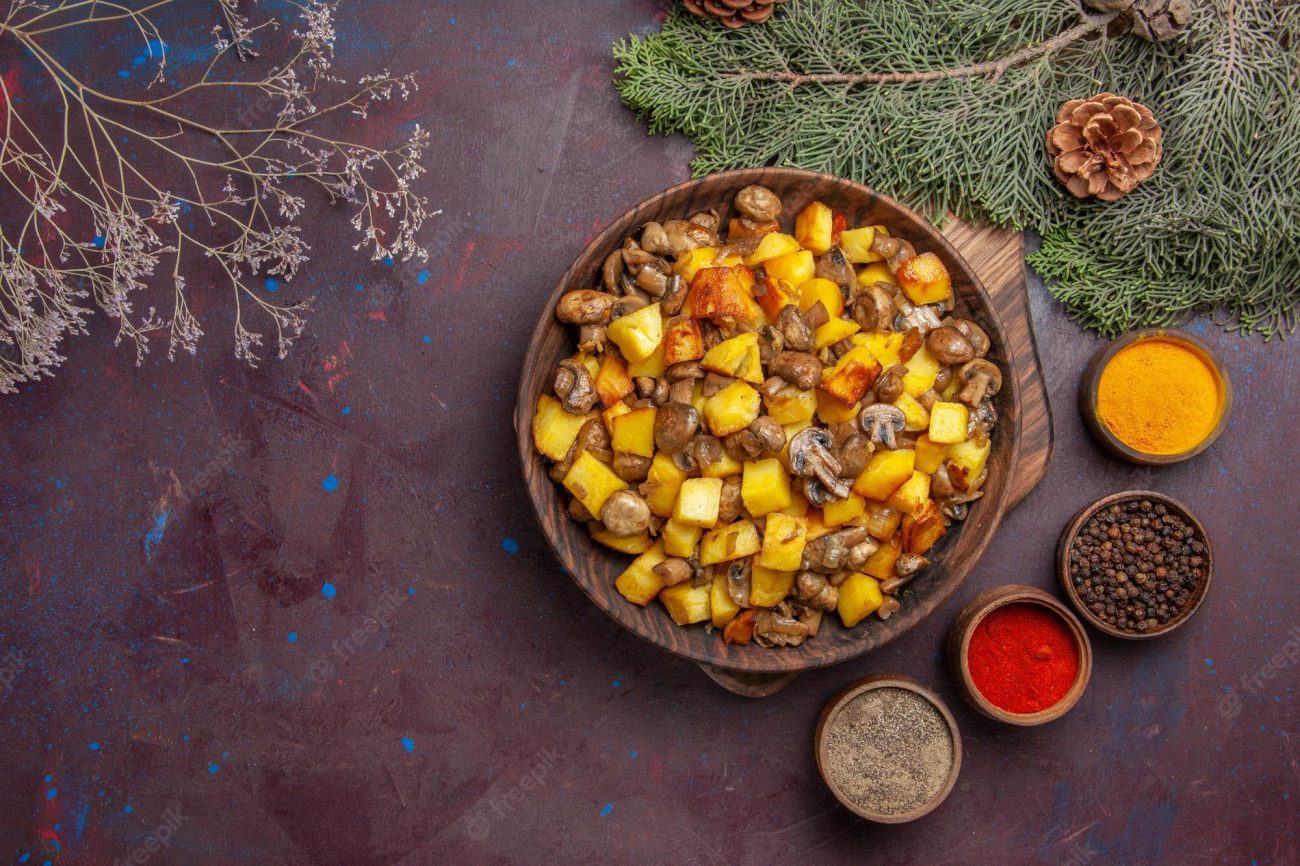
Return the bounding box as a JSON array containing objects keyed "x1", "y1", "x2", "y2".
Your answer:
[{"x1": 531, "y1": 184, "x2": 1003, "y2": 648}]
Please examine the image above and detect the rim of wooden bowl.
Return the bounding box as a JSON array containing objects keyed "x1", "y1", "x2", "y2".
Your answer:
[
  {"x1": 1056, "y1": 490, "x2": 1214, "y2": 640},
  {"x1": 1078, "y1": 328, "x2": 1233, "y2": 466},
  {"x1": 814, "y1": 674, "x2": 963, "y2": 823},
  {"x1": 946, "y1": 584, "x2": 1093, "y2": 726},
  {"x1": 513, "y1": 167, "x2": 1021, "y2": 674}
]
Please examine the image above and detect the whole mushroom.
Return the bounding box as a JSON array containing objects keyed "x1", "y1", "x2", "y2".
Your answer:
[
  {"x1": 788, "y1": 427, "x2": 851, "y2": 502},
  {"x1": 925, "y1": 326, "x2": 976, "y2": 366},
  {"x1": 796, "y1": 571, "x2": 839, "y2": 611},
  {"x1": 769, "y1": 351, "x2": 822, "y2": 391},
  {"x1": 553, "y1": 359, "x2": 598, "y2": 414},
  {"x1": 852, "y1": 283, "x2": 895, "y2": 332},
  {"x1": 860, "y1": 403, "x2": 907, "y2": 451},
  {"x1": 874, "y1": 364, "x2": 908, "y2": 404},
  {"x1": 956, "y1": 358, "x2": 1003, "y2": 407},
  {"x1": 599, "y1": 490, "x2": 652, "y2": 538},
  {"x1": 815, "y1": 247, "x2": 855, "y2": 294},
  {"x1": 652, "y1": 557, "x2": 693, "y2": 587},
  {"x1": 836, "y1": 432, "x2": 874, "y2": 479},
  {"x1": 556, "y1": 290, "x2": 615, "y2": 326},
  {"x1": 948, "y1": 318, "x2": 990, "y2": 358},
  {"x1": 735, "y1": 185, "x2": 783, "y2": 222},
  {"x1": 654, "y1": 402, "x2": 700, "y2": 453},
  {"x1": 776, "y1": 305, "x2": 814, "y2": 352}
]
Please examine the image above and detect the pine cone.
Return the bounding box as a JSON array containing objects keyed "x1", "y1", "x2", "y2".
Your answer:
[
  {"x1": 1047, "y1": 94, "x2": 1163, "y2": 202},
  {"x1": 682, "y1": 0, "x2": 786, "y2": 29},
  {"x1": 1126, "y1": 0, "x2": 1193, "y2": 42}
]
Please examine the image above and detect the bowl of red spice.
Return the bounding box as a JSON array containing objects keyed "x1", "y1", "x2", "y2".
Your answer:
[
  {"x1": 947, "y1": 585, "x2": 1093, "y2": 726},
  {"x1": 1057, "y1": 490, "x2": 1213, "y2": 639}
]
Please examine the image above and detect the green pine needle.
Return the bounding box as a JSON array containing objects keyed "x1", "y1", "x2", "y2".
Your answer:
[{"x1": 613, "y1": 0, "x2": 1300, "y2": 338}]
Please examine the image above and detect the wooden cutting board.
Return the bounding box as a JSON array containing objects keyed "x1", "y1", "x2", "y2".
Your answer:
[{"x1": 701, "y1": 220, "x2": 1054, "y2": 697}]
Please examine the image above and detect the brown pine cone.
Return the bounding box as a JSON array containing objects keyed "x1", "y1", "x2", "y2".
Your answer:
[
  {"x1": 1046, "y1": 93, "x2": 1163, "y2": 202},
  {"x1": 682, "y1": 0, "x2": 786, "y2": 29},
  {"x1": 1126, "y1": 0, "x2": 1193, "y2": 42}
]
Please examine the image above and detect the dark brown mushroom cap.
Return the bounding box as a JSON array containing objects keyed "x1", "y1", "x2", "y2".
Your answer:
[
  {"x1": 775, "y1": 304, "x2": 814, "y2": 352},
  {"x1": 852, "y1": 283, "x2": 896, "y2": 332},
  {"x1": 949, "y1": 317, "x2": 991, "y2": 358},
  {"x1": 653, "y1": 557, "x2": 693, "y2": 587},
  {"x1": 815, "y1": 246, "x2": 855, "y2": 293},
  {"x1": 769, "y1": 351, "x2": 822, "y2": 391},
  {"x1": 662, "y1": 219, "x2": 717, "y2": 258},
  {"x1": 956, "y1": 358, "x2": 1003, "y2": 406},
  {"x1": 835, "y1": 432, "x2": 873, "y2": 479},
  {"x1": 752, "y1": 609, "x2": 810, "y2": 647},
  {"x1": 748, "y1": 416, "x2": 786, "y2": 453},
  {"x1": 874, "y1": 364, "x2": 908, "y2": 404},
  {"x1": 726, "y1": 557, "x2": 753, "y2": 607},
  {"x1": 556, "y1": 289, "x2": 615, "y2": 325},
  {"x1": 599, "y1": 490, "x2": 652, "y2": 538},
  {"x1": 554, "y1": 359, "x2": 598, "y2": 414},
  {"x1": 788, "y1": 427, "x2": 839, "y2": 477},
  {"x1": 859, "y1": 403, "x2": 907, "y2": 450},
  {"x1": 925, "y1": 325, "x2": 976, "y2": 366},
  {"x1": 653, "y1": 402, "x2": 700, "y2": 453},
  {"x1": 734, "y1": 185, "x2": 783, "y2": 222}
]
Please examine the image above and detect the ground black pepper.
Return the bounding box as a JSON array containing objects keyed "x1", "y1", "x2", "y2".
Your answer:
[{"x1": 1068, "y1": 499, "x2": 1206, "y2": 634}]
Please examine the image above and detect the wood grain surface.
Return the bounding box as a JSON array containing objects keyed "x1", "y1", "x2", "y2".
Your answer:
[{"x1": 515, "y1": 168, "x2": 1023, "y2": 677}]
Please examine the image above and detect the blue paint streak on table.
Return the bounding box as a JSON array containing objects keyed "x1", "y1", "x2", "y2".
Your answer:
[{"x1": 0, "y1": 1, "x2": 1295, "y2": 863}]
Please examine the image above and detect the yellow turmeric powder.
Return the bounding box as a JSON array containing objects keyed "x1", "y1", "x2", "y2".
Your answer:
[{"x1": 1096, "y1": 338, "x2": 1222, "y2": 455}]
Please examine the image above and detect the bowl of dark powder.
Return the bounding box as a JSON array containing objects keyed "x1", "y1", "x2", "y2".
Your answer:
[{"x1": 815, "y1": 675, "x2": 962, "y2": 823}]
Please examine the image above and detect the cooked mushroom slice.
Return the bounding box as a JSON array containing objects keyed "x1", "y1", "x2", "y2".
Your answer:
[
  {"x1": 852, "y1": 283, "x2": 896, "y2": 332},
  {"x1": 749, "y1": 416, "x2": 786, "y2": 454},
  {"x1": 752, "y1": 609, "x2": 811, "y2": 648},
  {"x1": 801, "y1": 527, "x2": 871, "y2": 573},
  {"x1": 755, "y1": 324, "x2": 784, "y2": 367},
  {"x1": 568, "y1": 497, "x2": 593, "y2": 522},
  {"x1": 577, "y1": 324, "x2": 606, "y2": 354},
  {"x1": 796, "y1": 571, "x2": 839, "y2": 611},
  {"x1": 554, "y1": 359, "x2": 598, "y2": 414},
  {"x1": 876, "y1": 596, "x2": 902, "y2": 620},
  {"x1": 665, "y1": 361, "x2": 704, "y2": 383},
  {"x1": 788, "y1": 428, "x2": 851, "y2": 501},
  {"x1": 815, "y1": 246, "x2": 855, "y2": 294},
  {"x1": 895, "y1": 294, "x2": 943, "y2": 334},
  {"x1": 667, "y1": 379, "x2": 694, "y2": 405},
  {"x1": 735, "y1": 185, "x2": 783, "y2": 222},
  {"x1": 718, "y1": 476, "x2": 744, "y2": 524},
  {"x1": 769, "y1": 351, "x2": 822, "y2": 391},
  {"x1": 701, "y1": 371, "x2": 732, "y2": 397},
  {"x1": 556, "y1": 289, "x2": 615, "y2": 326},
  {"x1": 799, "y1": 607, "x2": 825, "y2": 638},
  {"x1": 602, "y1": 249, "x2": 624, "y2": 293},
  {"x1": 691, "y1": 434, "x2": 724, "y2": 471},
  {"x1": 874, "y1": 364, "x2": 907, "y2": 404},
  {"x1": 870, "y1": 232, "x2": 917, "y2": 272},
  {"x1": 956, "y1": 358, "x2": 1003, "y2": 407},
  {"x1": 802, "y1": 300, "x2": 831, "y2": 332},
  {"x1": 548, "y1": 418, "x2": 610, "y2": 482},
  {"x1": 949, "y1": 318, "x2": 991, "y2": 358},
  {"x1": 933, "y1": 364, "x2": 953, "y2": 393},
  {"x1": 639, "y1": 221, "x2": 672, "y2": 256},
  {"x1": 969, "y1": 398, "x2": 998, "y2": 435},
  {"x1": 612, "y1": 452, "x2": 652, "y2": 483},
  {"x1": 726, "y1": 557, "x2": 752, "y2": 607},
  {"x1": 881, "y1": 553, "x2": 929, "y2": 593},
  {"x1": 848, "y1": 537, "x2": 880, "y2": 570},
  {"x1": 801, "y1": 477, "x2": 840, "y2": 508},
  {"x1": 917, "y1": 388, "x2": 941, "y2": 411},
  {"x1": 689, "y1": 559, "x2": 711, "y2": 588},
  {"x1": 759, "y1": 376, "x2": 787, "y2": 400},
  {"x1": 939, "y1": 489, "x2": 984, "y2": 523},
  {"x1": 930, "y1": 462, "x2": 958, "y2": 499},
  {"x1": 860, "y1": 403, "x2": 907, "y2": 451},
  {"x1": 662, "y1": 219, "x2": 717, "y2": 257},
  {"x1": 714, "y1": 237, "x2": 764, "y2": 262},
  {"x1": 688, "y1": 208, "x2": 721, "y2": 233},
  {"x1": 653, "y1": 557, "x2": 693, "y2": 587},
  {"x1": 635, "y1": 261, "x2": 670, "y2": 298},
  {"x1": 775, "y1": 304, "x2": 814, "y2": 352},
  {"x1": 660, "y1": 273, "x2": 688, "y2": 316},
  {"x1": 654, "y1": 402, "x2": 700, "y2": 453},
  {"x1": 723, "y1": 428, "x2": 763, "y2": 461},
  {"x1": 613, "y1": 294, "x2": 648, "y2": 319},
  {"x1": 600, "y1": 490, "x2": 652, "y2": 537},
  {"x1": 836, "y1": 432, "x2": 873, "y2": 479},
  {"x1": 925, "y1": 325, "x2": 975, "y2": 366},
  {"x1": 634, "y1": 376, "x2": 656, "y2": 399}
]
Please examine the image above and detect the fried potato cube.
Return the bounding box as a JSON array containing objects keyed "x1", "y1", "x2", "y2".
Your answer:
[
  {"x1": 643, "y1": 452, "x2": 687, "y2": 518},
  {"x1": 928, "y1": 401, "x2": 970, "y2": 445},
  {"x1": 948, "y1": 436, "x2": 992, "y2": 485},
  {"x1": 701, "y1": 332, "x2": 763, "y2": 384},
  {"x1": 820, "y1": 345, "x2": 882, "y2": 407},
  {"x1": 699, "y1": 448, "x2": 743, "y2": 479},
  {"x1": 563, "y1": 450, "x2": 628, "y2": 516},
  {"x1": 755, "y1": 276, "x2": 800, "y2": 322},
  {"x1": 594, "y1": 352, "x2": 634, "y2": 408},
  {"x1": 606, "y1": 302, "x2": 663, "y2": 362},
  {"x1": 710, "y1": 571, "x2": 741, "y2": 628},
  {"x1": 661, "y1": 519, "x2": 703, "y2": 558},
  {"x1": 902, "y1": 346, "x2": 940, "y2": 396},
  {"x1": 673, "y1": 477, "x2": 724, "y2": 528},
  {"x1": 700, "y1": 519, "x2": 761, "y2": 566},
  {"x1": 861, "y1": 501, "x2": 902, "y2": 542},
  {"x1": 794, "y1": 200, "x2": 835, "y2": 255},
  {"x1": 614, "y1": 542, "x2": 668, "y2": 606},
  {"x1": 750, "y1": 565, "x2": 797, "y2": 607},
  {"x1": 611, "y1": 407, "x2": 656, "y2": 458},
  {"x1": 627, "y1": 343, "x2": 667, "y2": 378},
  {"x1": 823, "y1": 494, "x2": 867, "y2": 528},
  {"x1": 863, "y1": 537, "x2": 901, "y2": 580},
  {"x1": 741, "y1": 457, "x2": 792, "y2": 517},
  {"x1": 744, "y1": 232, "x2": 802, "y2": 266},
  {"x1": 780, "y1": 490, "x2": 811, "y2": 518},
  {"x1": 763, "y1": 249, "x2": 816, "y2": 287},
  {"x1": 896, "y1": 252, "x2": 953, "y2": 305},
  {"x1": 660, "y1": 581, "x2": 712, "y2": 625},
  {"x1": 838, "y1": 573, "x2": 884, "y2": 628},
  {"x1": 886, "y1": 470, "x2": 931, "y2": 515},
  {"x1": 684, "y1": 267, "x2": 755, "y2": 322},
  {"x1": 764, "y1": 385, "x2": 818, "y2": 425},
  {"x1": 814, "y1": 317, "x2": 859, "y2": 350},
  {"x1": 798, "y1": 277, "x2": 844, "y2": 319},
  {"x1": 856, "y1": 262, "x2": 898, "y2": 288},
  {"x1": 894, "y1": 391, "x2": 931, "y2": 432},
  {"x1": 903, "y1": 499, "x2": 947, "y2": 555},
  {"x1": 852, "y1": 449, "x2": 916, "y2": 501},
  {"x1": 532, "y1": 394, "x2": 596, "y2": 461},
  {"x1": 675, "y1": 246, "x2": 720, "y2": 284},
  {"x1": 838, "y1": 226, "x2": 883, "y2": 264},
  {"x1": 853, "y1": 332, "x2": 905, "y2": 368},
  {"x1": 703, "y1": 380, "x2": 761, "y2": 436},
  {"x1": 815, "y1": 389, "x2": 861, "y2": 425},
  {"x1": 914, "y1": 434, "x2": 948, "y2": 474},
  {"x1": 592, "y1": 529, "x2": 654, "y2": 555},
  {"x1": 803, "y1": 507, "x2": 834, "y2": 541},
  {"x1": 601, "y1": 401, "x2": 631, "y2": 436},
  {"x1": 662, "y1": 316, "x2": 705, "y2": 366},
  {"x1": 759, "y1": 512, "x2": 807, "y2": 571}
]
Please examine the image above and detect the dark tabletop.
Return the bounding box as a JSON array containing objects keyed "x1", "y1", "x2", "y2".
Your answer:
[{"x1": 1, "y1": 1, "x2": 1296, "y2": 864}]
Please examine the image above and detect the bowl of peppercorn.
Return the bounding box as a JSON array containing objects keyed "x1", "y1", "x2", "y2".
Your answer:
[{"x1": 1057, "y1": 491, "x2": 1213, "y2": 639}]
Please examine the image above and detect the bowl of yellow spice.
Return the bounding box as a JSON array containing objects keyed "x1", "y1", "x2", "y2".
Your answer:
[{"x1": 1079, "y1": 329, "x2": 1232, "y2": 465}]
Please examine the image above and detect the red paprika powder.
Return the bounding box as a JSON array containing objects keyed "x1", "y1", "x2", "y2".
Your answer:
[{"x1": 967, "y1": 602, "x2": 1079, "y2": 714}]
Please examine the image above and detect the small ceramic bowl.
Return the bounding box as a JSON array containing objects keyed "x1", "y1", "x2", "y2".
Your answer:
[
  {"x1": 1079, "y1": 328, "x2": 1232, "y2": 466},
  {"x1": 1057, "y1": 490, "x2": 1213, "y2": 640},
  {"x1": 814, "y1": 674, "x2": 962, "y2": 823},
  {"x1": 947, "y1": 585, "x2": 1092, "y2": 726}
]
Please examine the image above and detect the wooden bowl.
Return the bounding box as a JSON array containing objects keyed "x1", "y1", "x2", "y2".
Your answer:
[
  {"x1": 1079, "y1": 328, "x2": 1232, "y2": 465},
  {"x1": 1057, "y1": 490, "x2": 1213, "y2": 640},
  {"x1": 514, "y1": 167, "x2": 1022, "y2": 675},
  {"x1": 814, "y1": 674, "x2": 962, "y2": 823},
  {"x1": 946, "y1": 585, "x2": 1092, "y2": 726}
]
